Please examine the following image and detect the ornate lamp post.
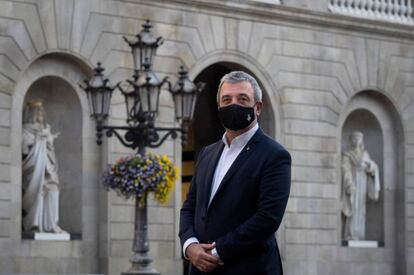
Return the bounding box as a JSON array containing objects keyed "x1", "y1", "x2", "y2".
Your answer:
[{"x1": 80, "y1": 20, "x2": 204, "y2": 275}]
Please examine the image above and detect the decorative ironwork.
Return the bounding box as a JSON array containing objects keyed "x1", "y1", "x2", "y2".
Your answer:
[{"x1": 80, "y1": 19, "x2": 204, "y2": 275}]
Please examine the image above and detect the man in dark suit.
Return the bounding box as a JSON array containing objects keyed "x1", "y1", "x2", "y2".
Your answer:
[{"x1": 179, "y1": 71, "x2": 291, "y2": 275}]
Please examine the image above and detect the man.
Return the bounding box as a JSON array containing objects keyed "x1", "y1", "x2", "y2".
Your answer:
[{"x1": 179, "y1": 71, "x2": 291, "y2": 275}]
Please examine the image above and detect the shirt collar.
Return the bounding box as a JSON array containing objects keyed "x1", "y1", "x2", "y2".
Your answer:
[{"x1": 222, "y1": 123, "x2": 259, "y2": 148}]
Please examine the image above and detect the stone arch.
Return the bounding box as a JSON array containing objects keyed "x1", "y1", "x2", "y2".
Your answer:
[
  {"x1": 188, "y1": 50, "x2": 282, "y2": 141},
  {"x1": 179, "y1": 51, "x2": 286, "y2": 274},
  {"x1": 189, "y1": 62, "x2": 275, "y2": 155},
  {"x1": 9, "y1": 52, "x2": 102, "y2": 272},
  {"x1": 338, "y1": 90, "x2": 405, "y2": 274}
]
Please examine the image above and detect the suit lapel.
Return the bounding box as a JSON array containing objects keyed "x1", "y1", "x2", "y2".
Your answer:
[
  {"x1": 208, "y1": 128, "x2": 264, "y2": 210},
  {"x1": 202, "y1": 141, "x2": 224, "y2": 210}
]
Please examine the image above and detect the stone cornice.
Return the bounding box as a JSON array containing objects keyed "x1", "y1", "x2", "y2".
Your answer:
[{"x1": 117, "y1": 0, "x2": 414, "y2": 41}]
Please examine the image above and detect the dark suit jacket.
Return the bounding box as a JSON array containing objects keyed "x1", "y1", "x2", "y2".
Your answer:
[{"x1": 179, "y1": 128, "x2": 291, "y2": 275}]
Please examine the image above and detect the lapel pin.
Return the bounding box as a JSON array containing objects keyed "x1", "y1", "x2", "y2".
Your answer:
[{"x1": 246, "y1": 146, "x2": 250, "y2": 151}]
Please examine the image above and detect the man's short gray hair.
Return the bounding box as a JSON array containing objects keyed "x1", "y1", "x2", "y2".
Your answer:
[{"x1": 217, "y1": 71, "x2": 263, "y2": 103}]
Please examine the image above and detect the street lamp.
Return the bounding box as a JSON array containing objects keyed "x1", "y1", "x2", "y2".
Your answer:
[{"x1": 80, "y1": 19, "x2": 204, "y2": 275}]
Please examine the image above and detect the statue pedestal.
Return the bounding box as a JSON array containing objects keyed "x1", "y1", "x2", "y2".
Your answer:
[
  {"x1": 22, "y1": 231, "x2": 81, "y2": 240},
  {"x1": 34, "y1": 232, "x2": 70, "y2": 240},
  {"x1": 122, "y1": 269, "x2": 160, "y2": 275},
  {"x1": 343, "y1": 240, "x2": 379, "y2": 248}
]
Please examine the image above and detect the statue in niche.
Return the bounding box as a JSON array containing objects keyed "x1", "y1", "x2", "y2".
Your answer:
[
  {"x1": 342, "y1": 131, "x2": 380, "y2": 241},
  {"x1": 22, "y1": 99, "x2": 65, "y2": 233}
]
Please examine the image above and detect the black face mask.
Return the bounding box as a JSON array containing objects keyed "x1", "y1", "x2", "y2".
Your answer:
[{"x1": 218, "y1": 104, "x2": 255, "y2": 131}]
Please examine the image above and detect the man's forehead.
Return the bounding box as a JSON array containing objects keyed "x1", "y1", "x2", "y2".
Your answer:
[{"x1": 220, "y1": 81, "x2": 254, "y2": 95}]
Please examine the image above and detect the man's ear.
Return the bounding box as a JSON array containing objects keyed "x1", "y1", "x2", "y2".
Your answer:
[{"x1": 255, "y1": 101, "x2": 263, "y2": 117}]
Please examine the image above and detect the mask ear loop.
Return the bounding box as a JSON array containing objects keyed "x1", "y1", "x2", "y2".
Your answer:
[
  {"x1": 255, "y1": 98, "x2": 265, "y2": 116},
  {"x1": 253, "y1": 102, "x2": 259, "y2": 118}
]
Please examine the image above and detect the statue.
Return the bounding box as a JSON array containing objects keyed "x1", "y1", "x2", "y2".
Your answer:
[
  {"x1": 22, "y1": 99, "x2": 65, "y2": 233},
  {"x1": 342, "y1": 131, "x2": 380, "y2": 241}
]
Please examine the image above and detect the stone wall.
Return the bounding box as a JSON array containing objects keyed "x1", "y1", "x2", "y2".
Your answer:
[{"x1": 0, "y1": 0, "x2": 413, "y2": 274}]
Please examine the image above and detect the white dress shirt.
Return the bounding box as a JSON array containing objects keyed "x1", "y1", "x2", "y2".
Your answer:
[{"x1": 183, "y1": 123, "x2": 259, "y2": 260}]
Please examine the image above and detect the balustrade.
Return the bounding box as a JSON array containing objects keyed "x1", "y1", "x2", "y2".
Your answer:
[{"x1": 329, "y1": 0, "x2": 414, "y2": 24}]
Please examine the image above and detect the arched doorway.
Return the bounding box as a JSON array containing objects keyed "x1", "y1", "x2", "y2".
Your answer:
[
  {"x1": 181, "y1": 62, "x2": 275, "y2": 202},
  {"x1": 181, "y1": 62, "x2": 276, "y2": 274}
]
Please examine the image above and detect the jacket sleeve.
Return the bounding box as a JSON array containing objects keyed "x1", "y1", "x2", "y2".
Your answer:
[
  {"x1": 178, "y1": 147, "x2": 206, "y2": 248},
  {"x1": 215, "y1": 149, "x2": 291, "y2": 262}
]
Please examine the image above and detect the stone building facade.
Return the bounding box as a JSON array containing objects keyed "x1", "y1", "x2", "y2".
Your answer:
[{"x1": 0, "y1": 0, "x2": 413, "y2": 274}]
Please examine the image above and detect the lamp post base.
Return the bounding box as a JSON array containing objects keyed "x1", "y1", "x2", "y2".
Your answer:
[
  {"x1": 122, "y1": 196, "x2": 161, "y2": 275},
  {"x1": 121, "y1": 253, "x2": 161, "y2": 275}
]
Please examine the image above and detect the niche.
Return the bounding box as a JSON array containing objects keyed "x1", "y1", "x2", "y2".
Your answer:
[
  {"x1": 341, "y1": 109, "x2": 384, "y2": 243},
  {"x1": 23, "y1": 76, "x2": 82, "y2": 235}
]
